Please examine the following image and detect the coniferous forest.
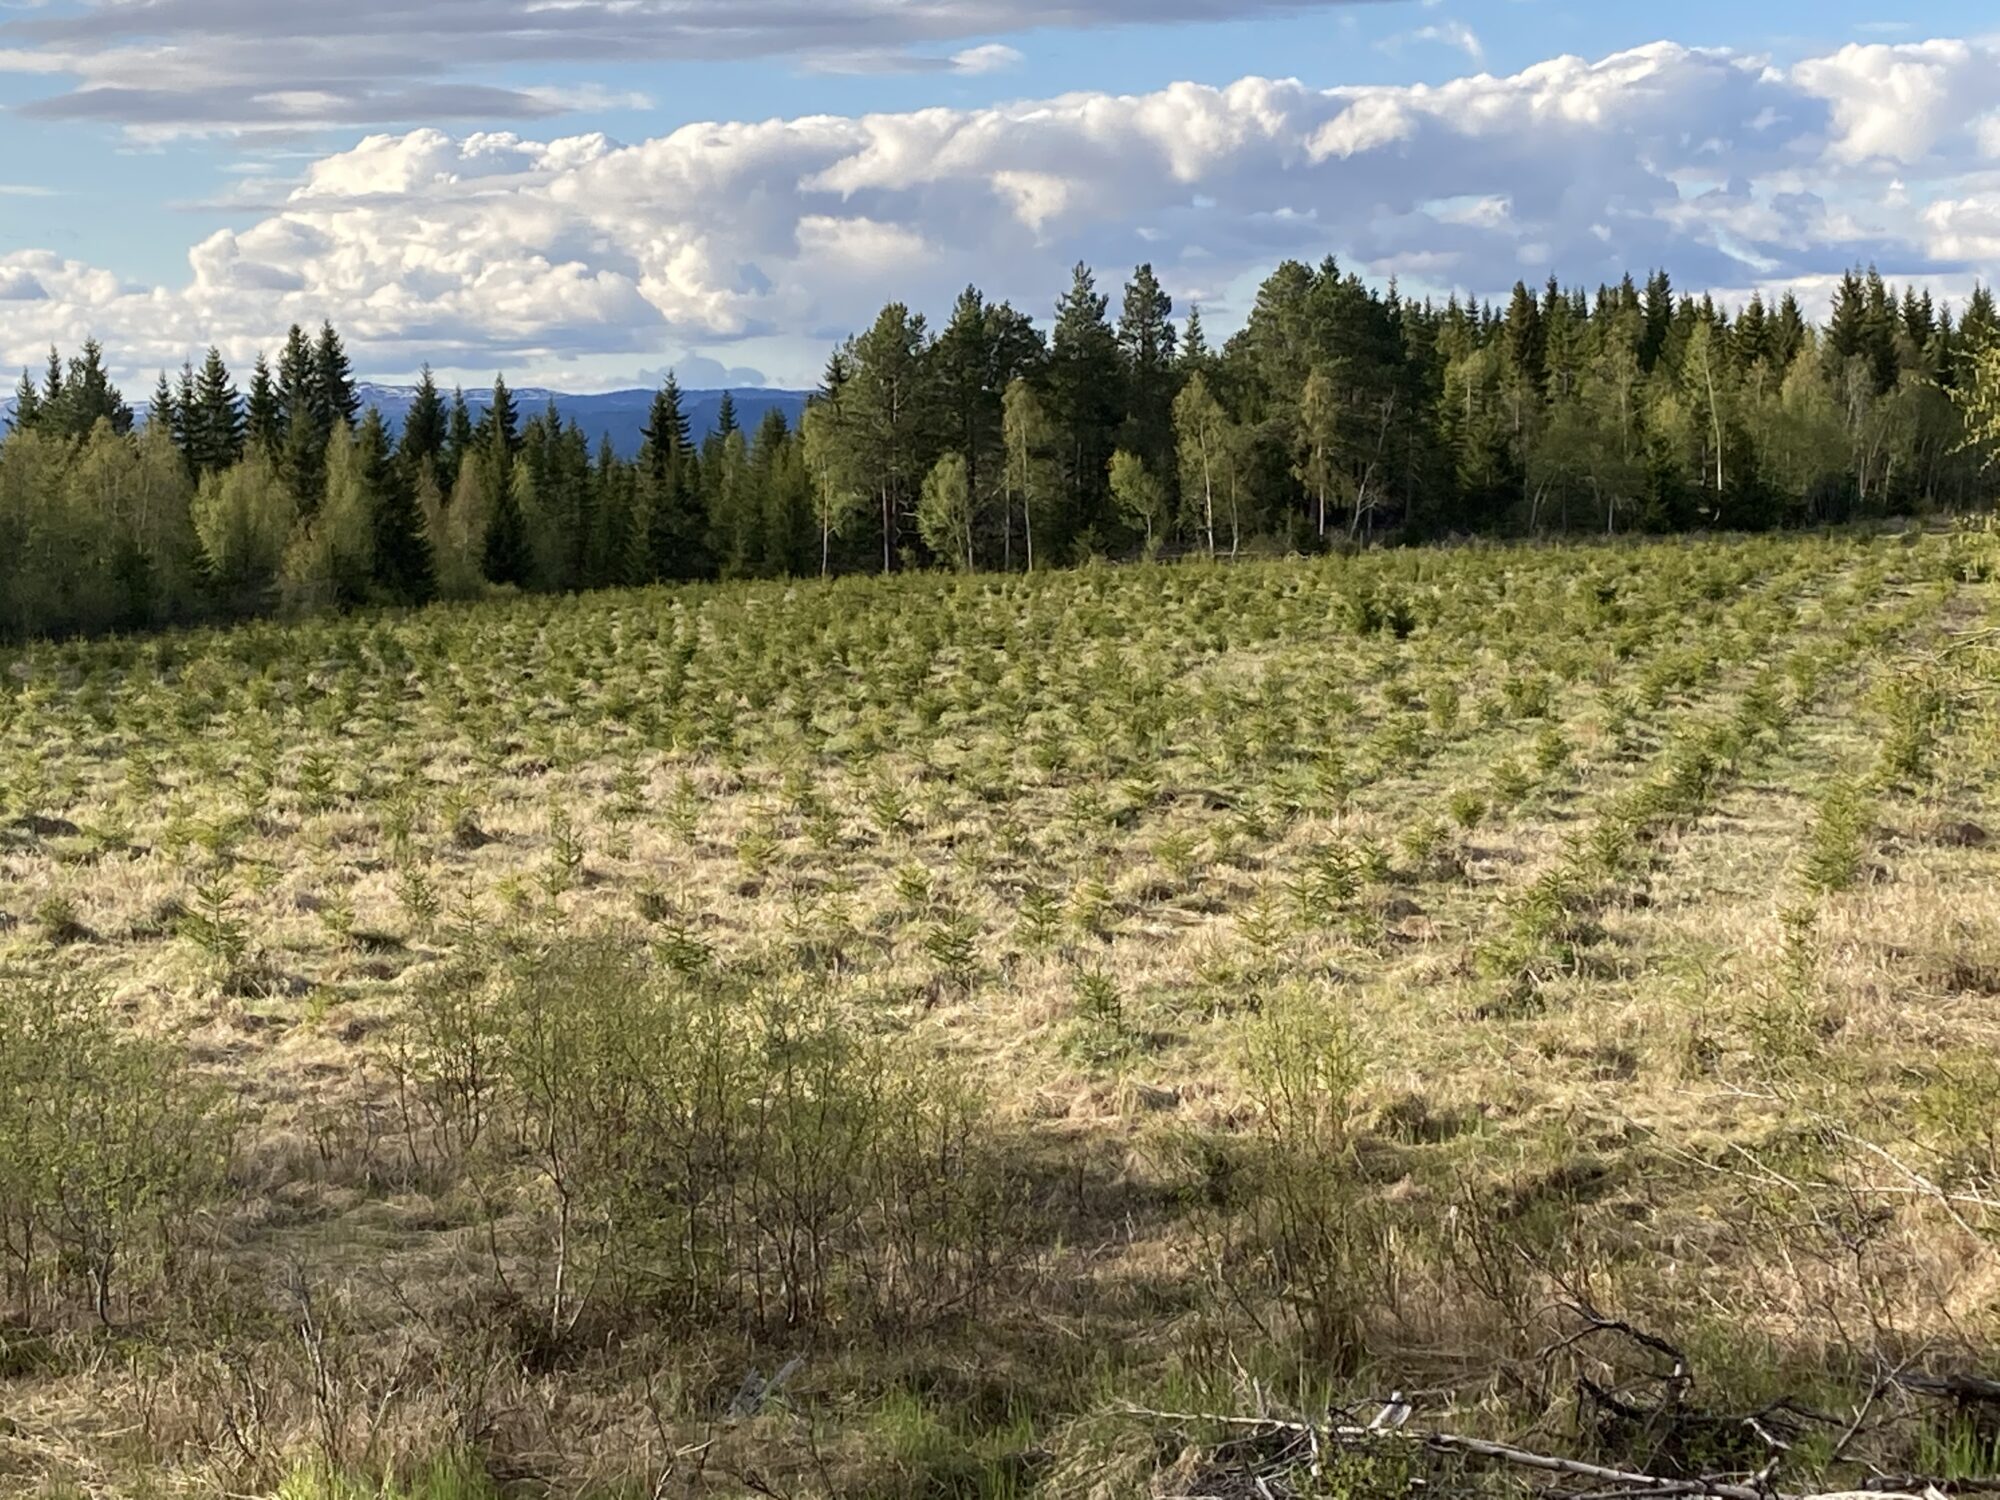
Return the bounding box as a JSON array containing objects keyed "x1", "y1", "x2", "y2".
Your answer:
[{"x1": 4, "y1": 258, "x2": 1999, "y2": 641}]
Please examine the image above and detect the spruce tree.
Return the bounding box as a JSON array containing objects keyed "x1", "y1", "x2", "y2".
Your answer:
[
  {"x1": 38, "y1": 346, "x2": 64, "y2": 422},
  {"x1": 715, "y1": 390, "x2": 739, "y2": 436},
  {"x1": 362, "y1": 407, "x2": 434, "y2": 604},
  {"x1": 399, "y1": 366, "x2": 446, "y2": 478},
  {"x1": 1773, "y1": 293, "x2": 1808, "y2": 370},
  {"x1": 445, "y1": 388, "x2": 475, "y2": 493},
  {"x1": 1180, "y1": 306, "x2": 1210, "y2": 371},
  {"x1": 277, "y1": 325, "x2": 324, "y2": 507},
  {"x1": 246, "y1": 354, "x2": 283, "y2": 460},
  {"x1": 9, "y1": 369, "x2": 40, "y2": 432},
  {"x1": 61, "y1": 339, "x2": 132, "y2": 437},
  {"x1": 657, "y1": 374, "x2": 692, "y2": 447},
  {"x1": 1047, "y1": 262, "x2": 1122, "y2": 551},
  {"x1": 315, "y1": 321, "x2": 359, "y2": 431},
  {"x1": 1117, "y1": 264, "x2": 1178, "y2": 484},
  {"x1": 587, "y1": 435, "x2": 628, "y2": 589},
  {"x1": 1962, "y1": 285, "x2": 1999, "y2": 352},
  {"x1": 1639, "y1": 270, "x2": 1673, "y2": 372},
  {"x1": 148, "y1": 371, "x2": 179, "y2": 436},
  {"x1": 173, "y1": 363, "x2": 198, "y2": 464},
  {"x1": 483, "y1": 470, "x2": 532, "y2": 587},
  {"x1": 1736, "y1": 294, "x2": 1771, "y2": 370},
  {"x1": 486, "y1": 376, "x2": 521, "y2": 461},
  {"x1": 190, "y1": 347, "x2": 245, "y2": 475},
  {"x1": 640, "y1": 377, "x2": 707, "y2": 580}
]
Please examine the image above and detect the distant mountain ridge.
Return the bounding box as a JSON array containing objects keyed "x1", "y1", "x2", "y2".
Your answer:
[{"x1": 1, "y1": 383, "x2": 812, "y2": 460}]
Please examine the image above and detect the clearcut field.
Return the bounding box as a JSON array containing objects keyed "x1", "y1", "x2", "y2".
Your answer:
[{"x1": 3, "y1": 527, "x2": 1998, "y2": 1499}]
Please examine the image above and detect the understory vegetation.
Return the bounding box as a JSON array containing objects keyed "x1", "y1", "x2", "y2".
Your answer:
[{"x1": 0, "y1": 526, "x2": 1997, "y2": 1498}]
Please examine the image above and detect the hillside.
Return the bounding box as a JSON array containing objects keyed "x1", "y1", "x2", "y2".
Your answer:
[
  {"x1": 0, "y1": 382, "x2": 811, "y2": 458},
  {"x1": 351, "y1": 382, "x2": 810, "y2": 457},
  {"x1": 1, "y1": 529, "x2": 1997, "y2": 1499}
]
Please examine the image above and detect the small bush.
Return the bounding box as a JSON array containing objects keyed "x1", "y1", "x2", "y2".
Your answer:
[{"x1": 0, "y1": 976, "x2": 234, "y2": 1324}]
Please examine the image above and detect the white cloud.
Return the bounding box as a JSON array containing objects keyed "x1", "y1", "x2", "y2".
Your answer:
[
  {"x1": 6, "y1": 38, "x2": 2000, "y2": 385},
  {"x1": 1790, "y1": 39, "x2": 1999, "y2": 164},
  {"x1": 1413, "y1": 22, "x2": 1487, "y2": 69},
  {"x1": 639, "y1": 356, "x2": 771, "y2": 389},
  {"x1": 951, "y1": 44, "x2": 1025, "y2": 76},
  {"x1": 0, "y1": 0, "x2": 1372, "y2": 134}
]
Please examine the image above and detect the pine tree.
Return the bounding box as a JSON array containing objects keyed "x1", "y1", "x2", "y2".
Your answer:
[
  {"x1": 715, "y1": 390, "x2": 739, "y2": 437},
  {"x1": 935, "y1": 287, "x2": 995, "y2": 526}
]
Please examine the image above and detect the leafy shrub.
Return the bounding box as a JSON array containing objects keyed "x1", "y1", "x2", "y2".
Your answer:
[
  {"x1": 0, "y1": 976, "x2": 234, "y2": 1323},
  {"x1": 1233, "y1": 987, "x2": 1378, "y2": 1370},
  {"x1": 392, "y1": 938, "x2": 1006, "y2": 1342}
]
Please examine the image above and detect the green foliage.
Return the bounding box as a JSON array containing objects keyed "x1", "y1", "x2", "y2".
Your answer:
[
  {"x1": 1233, "y1": 987, "x2": 1376, "y2": 1369},
  {"x1": 0, "y1": 976, "x2": 234, "y2": 1323},
  {"x1": 4, "y1": 261, "x2": 1999, "y2": 647},
  {"x1": 1877, "y1": 670, "x2": 1951, "y2": 786},
  {"x1": 1799, "y1": 778, "x2": 1871, "y2": 895},
  {"x1": 392, "y1": 938, "x2": 1004, "y2": 1337}
]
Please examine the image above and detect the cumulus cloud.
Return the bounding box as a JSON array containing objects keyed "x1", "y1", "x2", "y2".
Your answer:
[
  {"x1": 0, "y1": 0, "x2": 1369, "y2": 135},
  {"x1": 1791, "y1": 39, "x2": 2000, "y2": 164},
  {"x1": 5, "y1": 38, "x2": 2000, "y2": 384}
]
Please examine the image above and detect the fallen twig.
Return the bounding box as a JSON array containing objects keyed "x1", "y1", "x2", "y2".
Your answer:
[{"x1": 1116, "y1": 1404, "x2": 1945, "y2": 1500}]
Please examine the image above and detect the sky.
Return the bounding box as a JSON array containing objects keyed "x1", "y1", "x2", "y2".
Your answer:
[{"x1": 1, "y1": 0, "x2": 1998, "y2": 392}]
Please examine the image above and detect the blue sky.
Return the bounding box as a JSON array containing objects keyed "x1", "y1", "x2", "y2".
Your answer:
[{"x1": 2, "y1": 0, "x2": 1997, "y2": 389}]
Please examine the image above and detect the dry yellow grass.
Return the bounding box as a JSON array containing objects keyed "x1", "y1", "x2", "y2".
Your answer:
[{"x1": 0, "y1": 528, "x2": 1996, "y2": 1498}]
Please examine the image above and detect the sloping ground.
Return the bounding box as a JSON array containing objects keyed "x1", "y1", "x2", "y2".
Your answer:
[{"x1": 0, "y1": 526, "x2": 1996, "y2": 1498}]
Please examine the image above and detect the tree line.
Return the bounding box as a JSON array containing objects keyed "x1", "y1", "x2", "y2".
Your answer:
[{"x1": 5, "y1": 259, "x2": 1999, "y2": 640}]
